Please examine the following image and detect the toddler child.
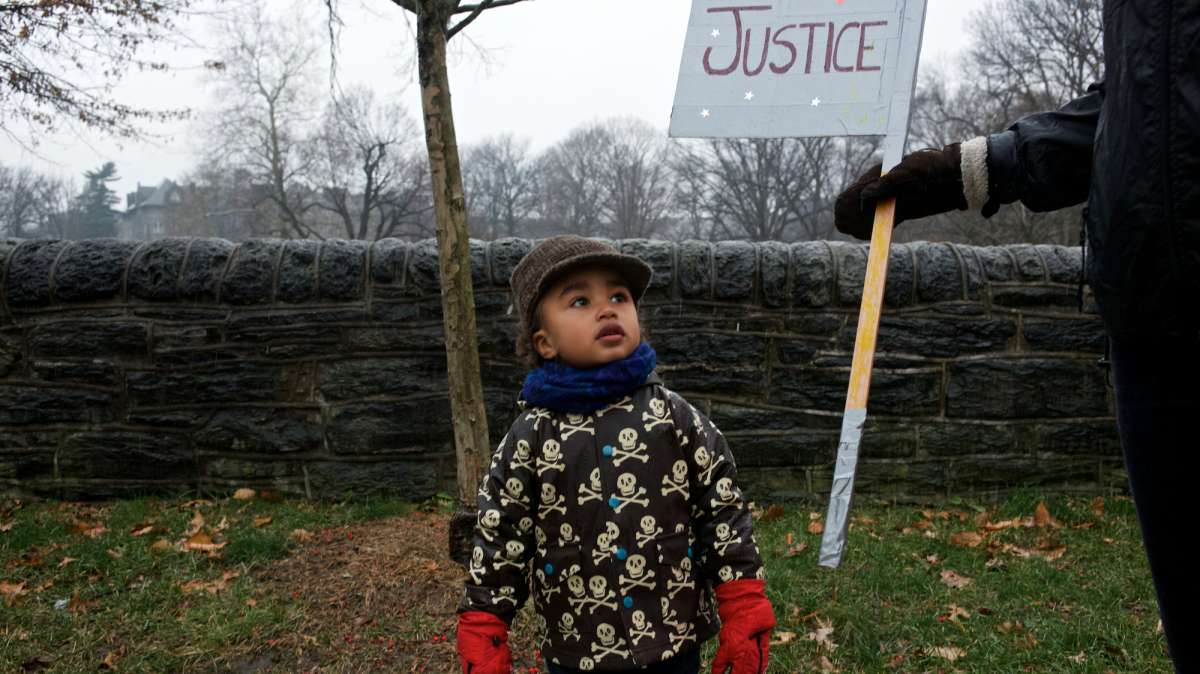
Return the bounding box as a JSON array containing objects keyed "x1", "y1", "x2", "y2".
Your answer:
[{"x1": 455, "y1": 235, "x2": 775, "y2": 673}]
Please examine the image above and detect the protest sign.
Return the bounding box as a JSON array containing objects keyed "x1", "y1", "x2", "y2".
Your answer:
[{"x1": 669, "y1": 0, "x2": 929, "y2": 568}]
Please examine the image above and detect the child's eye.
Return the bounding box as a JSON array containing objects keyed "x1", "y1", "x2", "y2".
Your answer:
[
  {"x1": 570, "y1": 296, "x2": 588, "y2": 308},
  {"x1": 611, "y1": 291, "x2": 629, "y2": 303}
]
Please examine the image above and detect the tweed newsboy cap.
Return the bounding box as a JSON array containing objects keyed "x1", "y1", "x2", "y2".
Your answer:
[{"x1": 509, "y1": 235, "x2": 653, "y2": 331}]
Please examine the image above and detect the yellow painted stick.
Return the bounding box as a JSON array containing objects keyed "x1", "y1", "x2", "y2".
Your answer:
[
  {"x1": 818, "y1": 194, "x2": 896, "y2": 568},
  {"x1": 848, "y1": 196, "x2": 896, "y2": 407}
]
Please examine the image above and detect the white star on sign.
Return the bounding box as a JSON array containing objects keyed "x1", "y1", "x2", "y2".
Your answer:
[
  {"x1": 744, "y1": 91, "x2": 755, "y2": 101},
  {"x1": 811, "y1": 97, "x2": 822, "y2": 107},
  {"x1": 700, "y1": 109, "x2": 711, "y2": 118},
  {"x1": 710, "y1": 29, "x2": 720, "y2": 38}
]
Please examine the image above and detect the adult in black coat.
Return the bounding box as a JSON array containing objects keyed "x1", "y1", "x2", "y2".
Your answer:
[{"x1": 835, "y1": 2, "x2": 1198, "y2": 671}]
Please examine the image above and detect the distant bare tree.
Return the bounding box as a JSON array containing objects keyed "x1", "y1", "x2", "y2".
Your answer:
[
  {"x1": 174, "y1": 161, "x2": 274, "y2": 240},
  {"x1": 313, "y1": 86, "x2": 432, "y2": 240},
  {"x1": 673, "y1": 137, "x2": 846, "y2": 242},
  {"x1": 462, "y1": 134, "x2": 538, "y2": 239},
  {"x1": 202, "y1": 2, "x2": 322, "y2": 239},
  {"x1": 0, "y1": 0, "x2": 192, "y2": 143},
  {"x1": 0, "y1": 165, "x2": 70, "y2": 238},
  {"x1": 968, "y1": 0, "x2": 1103, "y2": 117},
  {"x1": 533, "y1": 118, "x2": 676, "y2": 239},
  {"x1": 900, "y1": 0, "x2": 1103, "y2": 246},
  {"x1": 536, "y1": 124, "x2": 610, "y2": 236},
  {"x1": 596, "y1": 117, "x2": 675, "y2": 240}
]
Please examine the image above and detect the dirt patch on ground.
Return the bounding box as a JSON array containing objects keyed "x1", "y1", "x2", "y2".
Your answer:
[{"x1": 241, "y1": 510, "x2": 542, "y2": 674}]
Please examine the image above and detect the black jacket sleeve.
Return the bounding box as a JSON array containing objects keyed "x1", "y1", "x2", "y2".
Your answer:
[
  {"x1": 984, "y1": 80, "x2": 1104, "y2": 215},
  {"x1": 666, "y1": 391, "x2": 764, "y2": 586},
  {"x1": 456, "y1": 413, "x2": 540, "y2": 623}
]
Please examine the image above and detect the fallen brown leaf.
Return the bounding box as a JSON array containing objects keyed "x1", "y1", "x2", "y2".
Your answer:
[
  {"x1": 939, "y1": 570, "x2": 973, "y2": 589},
  {"x1": 984, "y1": 516, "x2": 1034, "y2": 531},
  {"x1": 941, "y1": 604, "x2": 971, "y2": 622},
  {"x1": 1034, "y1": 502, "x2": 1062, "y2": 528},
  {"x1": 70, "y1": 521, "x2": 107, "y2": 539},
  {"x1": 998, "y1": 620, "x2": 1024, "y2": 635},
  {"x1": 68, "y1": 593, "x2": 98, "y2": 614},
  {"x1": 0, "y1": 521, "x2": 13, "y2": 533},
  {"x1": 760, "y1": 504, "x2": 786, "y2": 523},
  {"x1": 129, "y1": 522, "x2": 154, "y2": 537},
  {"x1": 769, "y1": 630, "x2": 797, "y2": 645},
  {"x1": 807, "y1": 520, "x2": 824, "y2": 535},
  {"x1": 184, "y1": 531, "x2": 226, "y2": 552},
  {"x1": 232, "y1": 488, "x2": 256, "y2": 501},
  {"x1": 930, "y1": 645, "x2": 966, "y2": 662},
  {"x1": 187, "y1": 510, "x2": 205, "y2": 535},
  {"x1": 149, "y1": 538, "x2": 172, "y2": 552},
  {"x1": 806, "y1": 617, "x2": 837, "y2": 652},
  {"x1": 253, "y1": 516, "x2": 273, "y2": 528},
  {"x1": 949, "y1": 531, "x2": 985, "y2": 548},
  {"x1": 1000, "y1": 542, "x2": 1067, "y2": 561},
  {"x1": 290, "y1": 528, "x2": 314, "y2": 542},
  {"x1": 179, "y1": 570, "x2": 240, "y2": 595},
  {"x1": 99, "y1": 644, "x2": 126, "y2": 670}
]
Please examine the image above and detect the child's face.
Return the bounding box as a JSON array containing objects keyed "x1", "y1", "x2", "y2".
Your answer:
[{"x1": 531, "y1": 264, "x2": 642, "y2": 369}]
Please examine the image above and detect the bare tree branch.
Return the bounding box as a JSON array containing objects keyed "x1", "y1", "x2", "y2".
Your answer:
[
  {"x1": 388, "y1": 0, "x2": 419, "y2": 12},
  {"x1": 1, "y1": 1, "x2": 197, "y2": 142},
  {"x1": 447, "y1": 0, "x2": 527, "y2": 40}
]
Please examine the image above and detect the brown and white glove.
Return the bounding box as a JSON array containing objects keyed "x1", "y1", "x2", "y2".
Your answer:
[{"x1": 834, "y1": 138, "x2": 990, "y2": 240}]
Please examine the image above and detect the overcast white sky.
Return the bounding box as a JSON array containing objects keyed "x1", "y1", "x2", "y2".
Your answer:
[{"x1": 0, "y1": 0, "x2": 984, "y2": 204}]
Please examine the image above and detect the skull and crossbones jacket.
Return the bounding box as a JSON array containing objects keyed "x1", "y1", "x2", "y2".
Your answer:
[{"x1": 457, "y1": 371, "x2": 765, "y2": 670}]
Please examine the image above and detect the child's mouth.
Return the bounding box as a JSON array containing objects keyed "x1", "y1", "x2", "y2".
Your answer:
[{"x1": 596, "y1": 324, "x2": 625, "y2": 343}]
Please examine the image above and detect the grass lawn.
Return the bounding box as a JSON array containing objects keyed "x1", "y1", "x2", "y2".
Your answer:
[{"x1": 0, "y1": 490, "x2": 1169, "y2": 673}]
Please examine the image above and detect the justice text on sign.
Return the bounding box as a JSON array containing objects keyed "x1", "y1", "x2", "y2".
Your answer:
[{"x1": 670, "y1": 0, "x2": 927, "y2": 150}]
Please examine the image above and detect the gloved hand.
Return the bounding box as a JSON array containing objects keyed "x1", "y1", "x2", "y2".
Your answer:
[
  {"x1": 711, "y1": 578, "x2": 776, "y2": 674},
  {"x1": 834, "y1": 142, "x2": 968, "y2": 240},
  {"x1": 456, "y1": 610, "x2": 513, "y2": 674}
]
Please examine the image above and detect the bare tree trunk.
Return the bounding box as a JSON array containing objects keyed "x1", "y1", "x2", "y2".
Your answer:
[{"x1": 414, "y1": 1, "x2": 490, "y2": 525}]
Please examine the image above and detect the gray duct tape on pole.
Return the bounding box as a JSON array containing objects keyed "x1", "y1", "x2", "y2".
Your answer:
[{"x1": 818, "y1": 407, "x2": 868, "y2": 568}]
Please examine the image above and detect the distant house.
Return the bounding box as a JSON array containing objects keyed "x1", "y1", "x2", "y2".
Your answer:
[{"x1": 118, "y1": 180, "x2": 185, "y2": 240}]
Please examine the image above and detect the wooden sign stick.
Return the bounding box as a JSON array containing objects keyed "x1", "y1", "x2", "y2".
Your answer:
[{"x1": 818, "y1": 192, "x2": 897, "y2": 569}]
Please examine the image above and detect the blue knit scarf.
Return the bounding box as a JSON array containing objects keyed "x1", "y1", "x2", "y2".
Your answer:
[{"x1": 519, "y1": 341, "x2": 657, "y2": 413}]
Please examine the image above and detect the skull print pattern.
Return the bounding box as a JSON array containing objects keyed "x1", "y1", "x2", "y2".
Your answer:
[{"x1": 458, "y1": 372, "x2": 764, "y2": 669}]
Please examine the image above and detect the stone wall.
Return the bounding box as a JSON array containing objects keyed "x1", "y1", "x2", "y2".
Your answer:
[{"x1": 0, "y1": 237, "x2": 1121, "y2": 502}]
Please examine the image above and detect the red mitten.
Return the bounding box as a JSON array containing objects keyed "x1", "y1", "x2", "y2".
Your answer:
[
  {"x1": 456, "y1": 610, "x2": 513, "y2": 674},
  {"x1": 711, "y1": 578, "x2": 775, "y2": 674}
]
